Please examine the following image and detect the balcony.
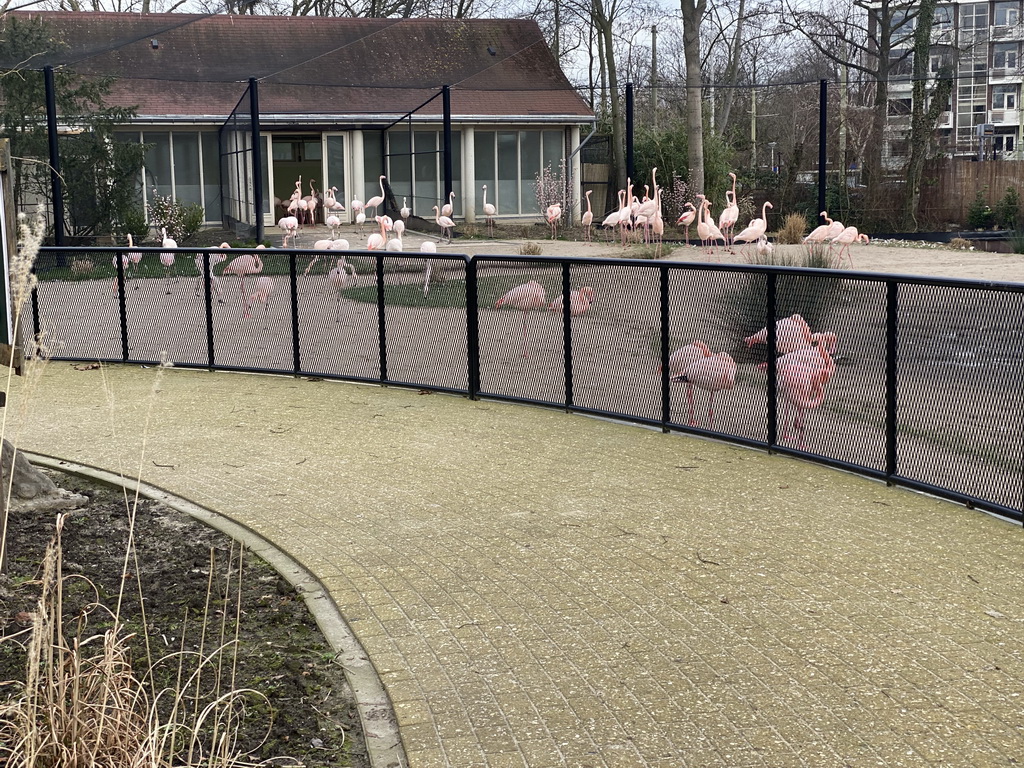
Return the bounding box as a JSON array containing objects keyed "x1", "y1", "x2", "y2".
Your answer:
[
  {"x1": 991, "y1": 24, "x2": 1024, "y2": 41},
  {"x1": 988, "y1": 108, "x2": 1020, "y2": 125}
]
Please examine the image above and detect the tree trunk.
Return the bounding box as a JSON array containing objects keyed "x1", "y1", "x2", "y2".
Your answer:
[
  {"x1": 599, "y1": 14, "x2": 625, "y2": 192},
  {"x1": 680, "y1": 0, "x2": 707, "y2": 193}
]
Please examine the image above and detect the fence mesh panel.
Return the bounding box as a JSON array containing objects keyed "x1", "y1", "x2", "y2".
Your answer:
[{"x1": 27, "y1": 248, "x2": 1024, "y2": 523}]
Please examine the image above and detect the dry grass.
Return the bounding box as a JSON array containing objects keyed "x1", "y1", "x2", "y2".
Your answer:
[
  {"x1": 950, "y1": 237, "x2": 972, "y2": 250},
  {"x1": 519, "y1": 242, "x2": 543, "y2": 256},
  {"x1": 775, "y1": 213, "x2": 808, "y2": 244}
]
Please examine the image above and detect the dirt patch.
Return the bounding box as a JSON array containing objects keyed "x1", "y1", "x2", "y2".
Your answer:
[{"x1": 0, "y1": 469, "x2": 369, "y2": 768}]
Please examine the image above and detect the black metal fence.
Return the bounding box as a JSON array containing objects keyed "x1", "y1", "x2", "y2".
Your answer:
[{"x1": 29, "y1": 246, "x2": 1024, "y2": 525}]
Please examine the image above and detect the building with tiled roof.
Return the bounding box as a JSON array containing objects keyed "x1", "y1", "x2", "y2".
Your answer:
[{"x1": 4, "y1": 11, "x2": 594, "y2": 230}]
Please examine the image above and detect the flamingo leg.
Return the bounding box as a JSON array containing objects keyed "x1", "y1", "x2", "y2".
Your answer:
[
  {"x1": 520, "y1": 309, "x2": 532, "y2": 358},
  {"x1": 687, "y1": 385, "x2": 696, "y2": 427}
]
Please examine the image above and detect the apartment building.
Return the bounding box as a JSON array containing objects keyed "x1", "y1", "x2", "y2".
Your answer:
[{"x1": 884, "y1": 1, "x2": 1022, "y2": 163}]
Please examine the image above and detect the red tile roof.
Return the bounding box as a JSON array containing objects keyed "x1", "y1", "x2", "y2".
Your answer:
[{"x1": 3, "y1": 12, "x2": 594, "y2": 122}]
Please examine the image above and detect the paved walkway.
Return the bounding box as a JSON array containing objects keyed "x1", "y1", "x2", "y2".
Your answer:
[{"x1": 6, "y1": 363, "x2": 1024, "y2": 768}]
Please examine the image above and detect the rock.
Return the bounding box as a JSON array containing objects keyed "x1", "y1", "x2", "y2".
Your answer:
[{"x1": 1, "y1": 439, "x2": 86, "y2": 511}]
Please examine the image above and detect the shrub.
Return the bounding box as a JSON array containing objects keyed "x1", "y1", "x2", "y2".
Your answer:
[
  {"x1": 115, "y1": 205, "x2": 149, "y2": 244},
  {"x1": 966, "y1": 190, "x2": 994, "y2": 230},
  {"x1": 993, "y1": 186, "x2": 1021, "y2": 229},
  {"x1": 776, "y1": 213, "x2": 808, "y2": 244},
  {"x1": 950, "y1": 237, "x2": 972, "y2": 250},
  {"x1": 147, "y1": 190, "x2": 206, "y2": 242},
  {"x1": 519, "y1": 241, "x2": 542, "y2": 255}
]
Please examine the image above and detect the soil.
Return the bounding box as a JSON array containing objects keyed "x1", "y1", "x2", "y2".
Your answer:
[{"x1": 0, "y1": 469, "x2": 369, "y2": 768}]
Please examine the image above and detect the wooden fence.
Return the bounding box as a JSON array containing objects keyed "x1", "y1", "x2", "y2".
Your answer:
[{"x1": 919, "y1": 157, "x2": 1024, "y2": 225}]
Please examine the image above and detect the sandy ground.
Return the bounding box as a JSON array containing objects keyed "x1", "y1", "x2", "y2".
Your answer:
[{"x1": 299, "y1": 222, "x2": 1024, "y2": 284}]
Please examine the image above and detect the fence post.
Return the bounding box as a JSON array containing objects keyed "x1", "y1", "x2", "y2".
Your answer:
[
  {"x1": 44, "y1": 66, "x2": 65, "y2": 247},
  {"x1": 290, "y1": 252, "x2": 301, "y2": 374},
  {"x1": 561, "y1": 262, "x2": 573, "y2": 410},
  {"x1": 766, "y1": 272, "x2": 778, "y2": 447},
  {"x1": 249, "y1": 78, "x2": 265, "y2": 244},
  {"x1": 466, "y1": 257, "x2": 480, "y2": 399},
  {"x1": 203, "y1": 252, "x2": 215, "y2": 368},
  {"x1": 116, "y1": 249, "x2": 129, "y2": 362},
  {"x1": 442, "y1": 85, "x2": 453, "y2": 209},
  {"x1": 376, "y1": 254, "x2": 388, "y2": 383},
  {"x1": 660, "y1": 264, "x2": 670, "y2": 431},
  {"x1": 885, "y1": 280, "x2": 899, "y2": 479},
  {"x1": 818, "y1": 79, "x2": 828, "y2": 225}
]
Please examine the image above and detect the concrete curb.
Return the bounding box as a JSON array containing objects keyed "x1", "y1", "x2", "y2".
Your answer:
[{"x1": 23, "y1": 451, "x2": 407, "y2": 768}]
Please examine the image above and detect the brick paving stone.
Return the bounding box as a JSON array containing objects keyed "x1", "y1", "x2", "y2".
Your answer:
[{"x1": 8, "y1": 363, "x2": 1024, "y2": 768}]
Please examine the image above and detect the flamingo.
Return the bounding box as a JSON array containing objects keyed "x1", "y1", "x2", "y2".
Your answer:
[
  {"x1": 243, "y1": 275, "x2": 274, "y2": 319},
  {"x1": 635, "y1": 167, "x2": 662, "y2": 244},
  {"x1": 482, "y1": 185, "x2": 497, "y2": 236},
  {"x1": 196, "y1": 245, "x2": 227, "y2": 303},
  {"x1": 745, "y1": 314, "x2": 816, "y2": 355},
  {"x1": 433, "y1": 205, "x2": 455, "y2": 243},
  {"x1": 548, "y1": 285, "x2": 594, "y2": 316},
  {"x1": 441, "y1": 190, "x2": 455, "y2": 218},
  {"x1": 676, "y1": 202, "x2": 697, "y2": 244},
  {"x1": 326, "y1": 214, "x2": 341, "y2": 238},
  {"x1": 223, "y1": 248, "x2": 264, "y2": 298},
  {"x1": 669, "y1": 346, "x2": 737, "y2": 428},
  {"x1": 302, "y1": 239, "x2": 334, "y2": 277},
  {"x1": 804, "y1": 211, "x2": 834, "y2": 243},
  {"x1": 365, "y1": 175, "x2": 386, "y2": 217},
  {"x1": 400, "y1": 197, "x2": 411, "y2": 221},
  {"x1": 159, "y1": 227, "x2": 177, "y2": 294},
  {"x1": 581, "y1": 190, "x2": 594, "y2": 243},
  {"x1": 386, "y1": 236, "x2": 403, "y2": 252},
  {"x1": 733, "y1": 201, "x2": 773, "y2": 255},
  {"x1": 767, "y1": 343, "x2": 836, "y2": 449},
  {"x1": 756, "y1": 234, "x2": 774, "y2": 260},
  {"x1": 366, "y1": 216, "x2": 387, "y2": 250},
  {"x1": 327, "y1": 257, "x2": 357, "y2": 322},
  {"x1": 495, "y1": 280, "x2": 548, "y2": 357},
  {"x1": 393, "y1": 219, "x2": 406, "y2": 241},
  {"x1": 112, "y1": 233, "x2": 141, "y2": 290},
  {"x1": 602, "y1": 190, "x2": 625, "y2": 240},
  {"x1": 546, "y1": 202, "x2": 562, "y2": 239},
  {"x1": 331, "y1": 238, "x2": 351, "y2": 252},
  {"x1": 304, "y1": 179, "x2": 319, "y2": 225},
  {"x1": 355, "y1": 211, "x2": 367, "y2": 233},
  {"x1": 278, "y1": 216, "x2": 299, "y2": 248},
  {"x1": 718, "y1": 173, "x2": 739, "y2": 246},
  {"x1": 421, "y1": 240, "x2": 437, "y2": 296},
  {"x1": 699, "y1": 197, "x2": 726, "y2": 256},
  {"x1": 831, "y1": 226, "x2": 869, "y2": 266}
]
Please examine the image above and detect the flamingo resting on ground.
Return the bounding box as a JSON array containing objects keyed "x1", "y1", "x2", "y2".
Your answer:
[
  {"x1": 666, "y1": 343, "x2": 736, "y2": 428},
  {"x1": 548, "y1": 286, "x2": 594, "y2": 316},
  {"x1": 495, "y1": 280, "x2": 548, "y2": 357}
]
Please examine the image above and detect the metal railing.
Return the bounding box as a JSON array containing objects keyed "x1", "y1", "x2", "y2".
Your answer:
[{"x1": 29, "y1": 245, "x2": 1024, "y2": 525}]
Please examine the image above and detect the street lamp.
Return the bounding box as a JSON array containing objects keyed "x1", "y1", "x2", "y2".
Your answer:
[{"x1": 768, "y1": 142, "x2": 777, "y2": 172}]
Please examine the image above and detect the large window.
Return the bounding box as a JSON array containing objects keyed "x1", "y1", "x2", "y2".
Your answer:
[
  {"x1": 474, "y1": 129, "x2": 565, "y2": 216},
  {"x1": 962, "y1": 3, "x2": 989, "y2": 29},
  {"x1": 934, "y1": 5, "x2": 953, "y2": 30},
  {"x1": 994, "y1": 1, "x2": 1020, "y2": 27},
  {"x1": 116, "y1": 130, "x2": 222, "y2": 223},
  {"x1": 993, "y1": 84, "x2": 1018, "y2": 109},
  {"x1": 378, "y1": 129, "x2": 462, "y2": 218},
  {"x1": 993, "y1": 42, "x2": 1019, "y2": 69}
]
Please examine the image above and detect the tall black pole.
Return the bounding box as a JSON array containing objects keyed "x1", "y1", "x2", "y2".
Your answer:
[
  {"x1": 625, "y1": 82, "x2": 635, "y2": 183},
  {"x1": 442, "y1": 85, "x2": 453, "y2": 208},
  {"x1": 249, "y1": 78, "x2": 265, "y2": 243},
  {"x1": 44, "y1": 66, "x2": 65, "y2": 246},
  {"x1": 818, "y1": 79, "x2": 827, "y2": 226}
]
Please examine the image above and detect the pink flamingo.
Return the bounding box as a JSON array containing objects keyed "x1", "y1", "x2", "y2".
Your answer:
[
  {"x1": 327, "y1": 258, "x2": 357, "y2": 322},
  {"x1": 546, "y1": 202, "x2": 562, "y2": 239},
  {"x1": 580, "y1": 189, "x2": 594, "y2": 243},
  {"x1": 766, "y1": 343, "x2": 836, "y2": 449},
  {"x1": 112, "y1": 233, "x2": 142, "y2": 290},
  {"x1": 699, "y1": 196, "x2": 726, "y2": 256},
  {"x1": 441, "y1": 190, "x2": 456, "y2": 218},
  {"x1": 669, "y1": 344, "x2": 737, "y2": 428},
  {"x1": 659, "y1": 341, "x2": 711, "y2": 426},
  {"x1": 304, "y1": 179, "x2": 319, "y2": 225},
  {"x1": 602, "y1": 189, "x2": 625, "y2": 241},
  {"x1": 196, "y1": 245, "x2": 228, "y2": 303},
  {"x1": 733, "y1": 201, "x2": 773, "y2": 256},
  {"x1": 278, "y1": 216, "x2": 299, "y2": 248},
  {"x1": 243, "y1": 275, "x2": 274, "y2": 319},
  {"x1": 804, "y1": 211, "x2": 834, "y2": 243},
  {"x1": 365, "y1": 175, "x2": 386, "y2": 218},
  {"x1": 482, "y1": 185, "x2": 498, "y2": 237},
  {"x1": 367, "y1": 216, "x2": 387, "y2": 250},
  {"x1": 326, "y1": 214, "x2": 341, "y2": 238},
  {"x1": 433, "y1": 205, "x2": 455, "y2": 243},
  {"x1": 223, "y1": 247, "x2": 264, "y2": 299},
  {"x1": 495, "y1": 280, "x2": 548, "y2": 357},
  {"x1": 548, "y1": 286, "x2": 594, "y2": 316},
  {"x1": 831, "y1": 226, "x2": 869, "y2": 266},
  {"x1": 421, "y1": 240, "x2": 437, "y2": 296},
  {"x1": 676, "y1": 202, "x2": 697, "y2": 244},
  {"x1": 159, "y1": 227, "x2": 177, "y2": 294},
  {"x1": 718, "y1": 172, "x2": 739, "y2": 246}
]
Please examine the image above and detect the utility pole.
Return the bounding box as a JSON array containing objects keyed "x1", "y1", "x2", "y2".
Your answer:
[{"x1": 839, "y1": 65, "x2": 849, "y2": 181}]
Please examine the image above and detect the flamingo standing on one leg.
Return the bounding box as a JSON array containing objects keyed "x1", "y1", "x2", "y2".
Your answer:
[
  {"x1": 581, "y1": 189, "x2": 594, "y2": 243},
  {"x1": 546, "y1": 202, "x2": 562, "y2": 240},
  {"x1": 482, "y1": 185, "x2": 497, "y2": 237},
  {"x1": 670, "y1": 346, "x2": 737, "y2": 428},
  {"x1": 677, "y1": 202, "x2": 697, "y2": 245},
  {"x1": 327, "y1": 257, "x2": 357, "y2": 322},
  {"x1": 400, "y1": 197, "x2": 411, "y2": 221},
  {"x1": 495, "y1": 280, "x2": 548, "y2": 357}
]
